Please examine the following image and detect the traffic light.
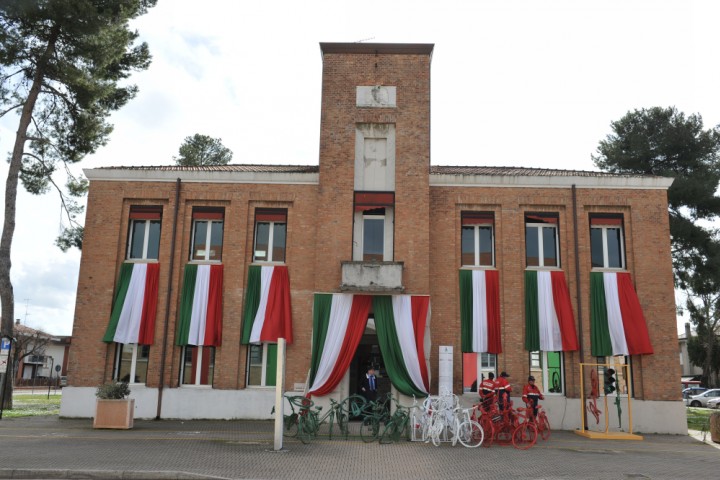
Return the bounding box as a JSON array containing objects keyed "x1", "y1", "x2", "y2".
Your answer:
[{"x1": 604, "y1": 368, "x2": 616, "y2": 395}]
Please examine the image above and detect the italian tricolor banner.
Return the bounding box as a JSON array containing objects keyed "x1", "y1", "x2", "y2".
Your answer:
[
  {"x1": 459, "y1": 269, "x2": 501, "y2": 354},
  {"x1": 176, "y1": 264, "x2": 224, "y2": 346},
  {"x1": 525, "y1": 270, "x2": 579, "y2": 352},
  {"x1": 590, "y1": 272, "x2": 653, "y2": 356},
  {"x1": 103, "y1": 263, "x2": 159, "y2": 345},
  {"x1": 241, "y1": 265, "x2": 293, "y2": 344},
  {"x1": 308, "y1": 294, "x2": 430, "y2": 398}
]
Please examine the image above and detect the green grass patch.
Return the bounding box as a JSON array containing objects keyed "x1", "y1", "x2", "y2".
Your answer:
[
  {"x1": 3, "y1": 394, "x2": 61, "y2": 418},
  {"x1": 686, "y1": 407, "x2": 714, "y2": 431}
]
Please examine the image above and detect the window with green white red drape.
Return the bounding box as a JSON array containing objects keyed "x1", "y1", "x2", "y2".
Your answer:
[
  {"x1": 459, "y1": 269, "x2": 502, "y2": 354},
  {"x1": 175, "y1": 263, "x2": 224, "y2": 347},
  {"x1": 241, "y1": 265, "x2": 293, "y2": 345},
  {"x1": 590, "y1": 272, "x2": 653, "y2": 356}
]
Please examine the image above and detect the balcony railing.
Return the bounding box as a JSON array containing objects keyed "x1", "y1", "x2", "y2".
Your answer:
[{"x1": 340, "y1": 261, "x2": 404, "y2": 292}]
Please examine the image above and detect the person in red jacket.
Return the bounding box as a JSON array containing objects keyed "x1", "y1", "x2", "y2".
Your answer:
[
  {"x1": 496, "y1": 371, "x2": 512, "y2": 410},
  {"x1": 522, "y1": 375, "x2": 544, "y2": 419},
  {"x1": 479, "y1": 372, "x2": 496, "y2": 411}
]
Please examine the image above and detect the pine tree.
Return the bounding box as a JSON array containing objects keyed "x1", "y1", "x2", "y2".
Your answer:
[{"x1": 174, "y1": 134, "x2": 233, "y2": 166}]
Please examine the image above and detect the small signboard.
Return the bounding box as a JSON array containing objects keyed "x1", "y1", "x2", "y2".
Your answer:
[{"x1": 1, "y1": 338, "x2": 11, "y2": 374}]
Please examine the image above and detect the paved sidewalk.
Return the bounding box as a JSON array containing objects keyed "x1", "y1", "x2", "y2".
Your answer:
[{"x1": 0, "y1": 416, "x2": 719, "y2": 479}]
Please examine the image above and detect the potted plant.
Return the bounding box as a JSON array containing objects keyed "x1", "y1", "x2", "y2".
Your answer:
[{"x1": 93, "y1": 381, "x2": 134, "y2": 429}]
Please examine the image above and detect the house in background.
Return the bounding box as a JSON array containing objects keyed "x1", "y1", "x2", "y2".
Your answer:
[{"x1": 13, "y1": 320, "x2": 71, "y2": 386}]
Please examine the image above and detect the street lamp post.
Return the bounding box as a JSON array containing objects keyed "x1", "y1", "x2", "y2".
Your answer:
[{"x1": 47, "y1": 357, "x2": 54, "y2": 399}]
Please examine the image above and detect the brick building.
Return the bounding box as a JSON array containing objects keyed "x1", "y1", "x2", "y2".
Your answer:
[{"x1": 61, "y1": 43, "x2": 684, "y2": 434}]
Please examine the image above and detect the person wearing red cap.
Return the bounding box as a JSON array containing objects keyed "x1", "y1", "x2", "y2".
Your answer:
[
  {"x1": 496, "y1": 371, "x2": 512, "y2": 410},
  {"x1": 522, "y1": 375, "x2": 544, "y2": 419}
]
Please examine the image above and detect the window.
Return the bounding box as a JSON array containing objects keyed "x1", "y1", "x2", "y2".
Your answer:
[
  {"x1": 114, "y1": 344, "x2": 149, "y2": 384},
  {"x1": 462, "y1": 352, "x2": 496, "y2": 393},
  {"x1": 530, "y1": 351, "x2": 564, "y2": 394},
  {"x1": 127, "y1": 206, "x2": 162, "y2": 260},
  {"x1": 191, "y1": 209, "x2": 224, "y2": 261},
  {"x1": 525, "y1": 214, "x2": 559, "y2": 267},
  {"x1": 247, "y1": 343, "x2": 277, "y2": 387},
  {"x1": 461, "y1": 212, "x2": 494, "y2": 266},
  {"x1": 590, "y1": 215, "x2": 624, "y2": 269},
  {"x1": 180, "y1": 346, "x2": 215, "y2": 386},
  {"x1": 253, "y1": 209, "x2": 287, "y2": 263},
  {"x1": 353, "y1": 192, "x2": 395, "y2": 262}
]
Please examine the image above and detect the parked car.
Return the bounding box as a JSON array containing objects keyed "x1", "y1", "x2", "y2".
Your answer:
[
  {"x1": 682, "y1": 387, "x2": 708, "y2": 400},
  {"x1": 708, "y1": 397, "x2": 720, "y2": 409},
  {"x1": 687, "y1": 388, "x2": 720, "y2": 407}
]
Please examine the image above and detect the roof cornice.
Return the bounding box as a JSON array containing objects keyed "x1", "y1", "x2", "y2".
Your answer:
[
  {"x1": 84, "y1": 168, "x2": 319, "y2": 185},
  {"x1": 430, "y1": 173, "x2": 674, "y2": 190}
]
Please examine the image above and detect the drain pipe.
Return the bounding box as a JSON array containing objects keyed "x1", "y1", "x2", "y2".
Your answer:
[
  {"x1": 156, "y1": 178, "x2": 181, "y2": 420},
  {"x1": 572, "y1": 184, "x2": 587, "y2": 428}
]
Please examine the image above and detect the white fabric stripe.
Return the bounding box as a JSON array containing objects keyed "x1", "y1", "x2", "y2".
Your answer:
[
  {"x1": 249, "y1": 266, "x2": 274, "y2": 343},
  {"x1": 114, "y1": 264, "x2": 148, "y2": 344},
  {"x1": 471, "y1": 270, "x2": 488, "y2": 352},
  {"x1": 537, "y1": 271, "x2": 563, "y2": 351},
  {"x1": 308, "y1": 294, "x2": 354, "y2": 393},
  {"x1": 187, "y1": 265, "x2": 211, "y2": 345},
  {"x1": 392, "y1": 296, "x2": 428, "y2": 394},
  {"x1": 603, "y1": 272, "x2": 629, "y2": 355},
  {"x1": 424, "y1": 302, "x2": 432, "y2": 389}
]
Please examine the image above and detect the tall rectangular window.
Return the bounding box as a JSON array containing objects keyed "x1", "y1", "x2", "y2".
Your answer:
[
  {"x1": 353, "y1": 192, "x2": 395, "y2": 262},
  {"x1": 247, "y1": 343, "x2": 277, "y2": 387},
  {"x1": 191, "y1": 209, "x2": 224, "y2": 262},
  {"x1": 461, "y1": 212, "x2": 494, "y2": 266},
  {"x1": 114, "y1": 344, "x2": 150, "y2": 384},
  {"x1": 529, "y1": 351, "x2": 564, "y2": 394},
  {"x1": 180, "y1": 346, "x2": 215, "y2": 386},
  {"x1": 462, "y1": 352, "x2": 497, "y2": 392},
  {"x1": 525, "y1": 214, "x2": 559, "y2": 267},
  {"x1": 253, "y1": 209, "x2": 287, "y2": 263},
  {"x1": 127, "y1": 206, "x2": 162, "y2": 260},
  {"x1": 590, "y1": 215, "x2": 624, "y2": 269}
]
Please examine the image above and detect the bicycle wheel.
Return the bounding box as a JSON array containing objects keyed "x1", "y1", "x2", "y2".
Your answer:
[
  {"x1": 479, "y1": 415, "x2": 494, "y2": 448},
  {"x1": 538, "y1": 412, "x2": 551, "y2": 441},
  {"x1": 379, "y1": 419, "x2": 397, "y2": 444},
  {"x1": 512, "y1": 423, "x2": 538, "y2": 450},
  {"x1": 360, "y1": 417, "x2": 379, "y2": 443},
  {"x1": 297, "y1": 416, "x2": 314, "y2": 444},
  {"x1": 458, "y1": 420, "x2": 484, "y2": 448},
  {"x1": 283, "y1": 413, "x2": 299, "y2": 438},
  {"x1": 335, "y1": 410, "x2": 350, "y2": 438}
]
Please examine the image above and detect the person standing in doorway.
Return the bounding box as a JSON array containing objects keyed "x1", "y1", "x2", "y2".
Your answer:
[{"x1": 360, "y1": 366, "x2": 378, "y2": 402}]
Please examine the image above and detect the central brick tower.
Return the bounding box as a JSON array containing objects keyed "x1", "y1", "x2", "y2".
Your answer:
[{"x1": 314, "y1": 43, "x2": 434, "y2": 295}]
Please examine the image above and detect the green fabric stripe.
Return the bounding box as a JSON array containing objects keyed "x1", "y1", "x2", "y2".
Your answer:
[
  {"x1": 265, "y1": 343, "x2": 278, "y2": 386},
  {"x1": 373, "y1": 296, "x2": 425, "y2": 397},
  {"x1": 240, "y1": 265, "x2": 262, "y2": 344},
  {"x1": 308, "y1": 293, "x2": 333, "y2": 388},
  {"x1": 590, "y1": 272, "x2": 613, "y2": 356},
  {"x1": 459, "y1": 269, "x2": 474, "y2": 353},
  {"x1": 525, "y1": 270, "x2": 540, "y2": 351},
  {"x1": 103, "y1": 263, "x2": 135, "y2": 343},
  {"x1": 175, "y1": 264, "x2": 198, "y2": 346}
]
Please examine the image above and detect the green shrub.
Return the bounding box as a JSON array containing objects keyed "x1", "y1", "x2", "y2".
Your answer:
[{"x1": 95, "y1": 382, "x2": 131, "y2": 400}]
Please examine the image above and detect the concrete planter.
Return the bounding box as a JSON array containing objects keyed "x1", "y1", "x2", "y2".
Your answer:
[
  {"x1": 93, "y1": 398, "x2": 134, "y2": 429},
  {"x1": 710, "y1": 412, "x2": 720, "y2": 444}
]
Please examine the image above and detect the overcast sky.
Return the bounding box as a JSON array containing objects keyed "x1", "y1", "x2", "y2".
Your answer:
[{"x1": 1, "y1": 0, "x2": 718, "y2": 336}]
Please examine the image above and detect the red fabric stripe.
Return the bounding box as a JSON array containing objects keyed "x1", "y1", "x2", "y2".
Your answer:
[
  {"x1": 550, "y1": 271, "x2": 579, "y2": 351},
  {"x1": 462, "y1": 213, "x2": 494, "y2": 225},
  {"x1": 193, "y1": 211, "x2": 223, "y2": 220},
  {"x1": 526, "y1": 214, "x2": 557, "y2": 224},
  {"x1": 616, "y1": 272, "x2": 654, "y2": 355},
  {"x1": 590, "y1": 216, "x2": 622, "y2": 226},
  {"x1": 485, "y1": 270, "x2": 503, "y2": 354},
  {"x1": 259, "y1": 266, "x2": 294, "y2": 344},
  {"x1": 203, "y1": 264, "x2": 224, "y2": 346},
  {"x1": 463, "y1": 353, "x2": 478, "y2": 388},
  {"x1": 411, "y1": 296, "x2": 430, "y2": 391},
  {"x1": 310, "y1": 295, "x2": 372, "y2": 397},
  {"x1": 257, "y1": 213, "x2": 286, "y2": 222},
  {"x1": 137, "y1": 263, "x2": 159, "y2": 345},
  {"x1": 130, "y1": 212, "x2": 161, "y2": 220},
  {"x1": 354, "y1": 192, "x2": 394, "y2": 206}
]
